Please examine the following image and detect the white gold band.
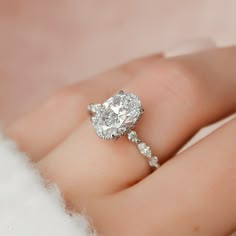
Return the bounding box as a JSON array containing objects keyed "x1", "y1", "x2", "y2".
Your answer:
[{"x1": 127, "y1": 131, "x2": 160, "y2": 169}]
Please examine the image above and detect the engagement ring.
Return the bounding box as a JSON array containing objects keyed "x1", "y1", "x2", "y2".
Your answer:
[{"x1": 88, "y1": 90, "x2": 160, "y2": 169}]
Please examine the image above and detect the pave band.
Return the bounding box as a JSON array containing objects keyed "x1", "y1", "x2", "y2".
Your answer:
[
  {"x1": 88, "y1": 90, "x2": 160, "y2": 169},
  {"x1": 127, "y1": 130, "x2": 160, "y2": 168}
]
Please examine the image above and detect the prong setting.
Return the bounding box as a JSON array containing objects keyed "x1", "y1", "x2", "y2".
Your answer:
[
  {"x1": 118, "y1": 90, "x2": 124, "y2": 94},
  {"x1": 89, "y1": 92, "x2": 142, "y2": 140},
  {"x1": 88, "y1": 91, "x2": 160, "y2": 169}
]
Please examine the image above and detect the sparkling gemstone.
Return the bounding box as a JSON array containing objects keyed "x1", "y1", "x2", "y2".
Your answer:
[
  {"x1": 149, "y1": 156, "x2": 159, "y2": 168},
  {"x1": 138, "y1": 142, "x2": 152, "y2": 158},
  {"x1": 128, "y1": 131, "x2": 138, "y2": 142},
  {"x1": 90, "y1": 91, "x2": 143, "y2": 139}
]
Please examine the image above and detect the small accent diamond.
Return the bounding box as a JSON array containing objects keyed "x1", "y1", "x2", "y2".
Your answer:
[
  {"x1": 88, "y1": 103, "x2": 103, "y2": 114},
  {"x1": 128, "y1": 131, "x2": 139, "y2": 143},
  {"x1": 138, "y1": 142, "x2": 152, "y2": 158},
  {"x1": 149, "y1": 156, "x2": 159, "y2": 168}
]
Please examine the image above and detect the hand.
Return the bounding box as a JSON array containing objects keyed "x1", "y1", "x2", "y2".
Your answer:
[{"x1": 7, "y1": 47, "x2": 236, "y2": 235}]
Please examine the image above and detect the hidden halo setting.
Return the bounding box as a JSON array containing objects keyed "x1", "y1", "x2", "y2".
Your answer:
[{"x1": 88, "y1": 90, "x2": 160, "y2": 169}]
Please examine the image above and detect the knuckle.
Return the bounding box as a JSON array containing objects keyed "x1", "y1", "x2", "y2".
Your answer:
[
  {"x1": 154, "y1": 60, "x2": 205, "y2": 107},
  {"x1": 118, "y1": 63, "x2": 139, "y2": 79}
]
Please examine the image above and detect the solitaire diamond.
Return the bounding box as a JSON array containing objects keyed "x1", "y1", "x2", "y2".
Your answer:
[
  {"x1": 89, "y1": 91, "x2": 143, "y2": 140},
  {"x1": 138, "y1": 143, "x2": 152, "y2": 158}
]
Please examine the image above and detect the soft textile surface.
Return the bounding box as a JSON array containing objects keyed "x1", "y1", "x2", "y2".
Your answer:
[{"x1": 0, "y1": 133, "x2": 96, "y2": 236}]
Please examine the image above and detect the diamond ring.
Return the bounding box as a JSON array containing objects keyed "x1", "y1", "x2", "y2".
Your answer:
[{"x1": 88, "y1": 90, "x2": 160, "y2": 169}]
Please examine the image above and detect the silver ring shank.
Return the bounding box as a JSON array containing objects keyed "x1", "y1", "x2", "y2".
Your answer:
[{"x1": 127, "y1": 131, "x2": 160, "y2": 169}]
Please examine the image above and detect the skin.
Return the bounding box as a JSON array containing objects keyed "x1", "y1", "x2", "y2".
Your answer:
[
  {"x1": 0, "y1": 0, "x2": 211, "y2": 126},
  {"x1": 7, "y1": 47, "x2": 236, "y2": 235}
]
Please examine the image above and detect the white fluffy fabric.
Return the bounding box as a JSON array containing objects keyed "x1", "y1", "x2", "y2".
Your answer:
[{"x1": 0, "y1": 133, "x2": 96, "y2": 236}]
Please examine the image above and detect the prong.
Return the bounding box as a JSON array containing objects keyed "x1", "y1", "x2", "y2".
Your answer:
[
  {"x1": 118, "y1": 90, "x2": 124, "y2": 94},
  {"x1": 140, "y1": 107, "x2": 144, "y2": 114},
  {"x1": 87, "y1": 103, "x2": 94, "y2": 114}
]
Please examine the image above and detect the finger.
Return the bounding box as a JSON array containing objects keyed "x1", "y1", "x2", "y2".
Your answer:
[
  {"x1": 89, "y1": 117, "x2": 236, "y2": 236},
  {"x1": 133, "y1": 46, "x2": 236, "y2": 163},
  {"x1": 38, "y1": 47, "x2": 236, "y2": 204},
  {"x1": 7, "y1": 54, "x2": 163, "y2": 161}
]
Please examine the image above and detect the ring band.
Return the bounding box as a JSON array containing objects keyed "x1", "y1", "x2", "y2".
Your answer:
[{"x1": 88, "y1": 90, "x2": 160, "y2": 169}]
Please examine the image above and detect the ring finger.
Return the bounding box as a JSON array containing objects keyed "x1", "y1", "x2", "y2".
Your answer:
[
  {"x1": 38, "y1": 47, "x2": 236, "y2": 205},
  {"x1": 7, "y1": 54, "x2": 163, "y2": 161}
]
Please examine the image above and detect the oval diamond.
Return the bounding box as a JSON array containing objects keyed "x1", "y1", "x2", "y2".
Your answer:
[{"x1": 91, "y1": 91, "x2": 143, "y2": 139}]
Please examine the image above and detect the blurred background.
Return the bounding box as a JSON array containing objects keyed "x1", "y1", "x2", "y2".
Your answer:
[{"x1": 0, "y1": 0, "x2": 236, "y2": 125}]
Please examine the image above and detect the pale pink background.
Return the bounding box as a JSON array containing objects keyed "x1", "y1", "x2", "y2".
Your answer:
[{"x1": 0, "y1": 0, "x2": 236, "y2": 124}]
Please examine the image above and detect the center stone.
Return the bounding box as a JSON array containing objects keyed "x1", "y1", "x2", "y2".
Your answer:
[{"x1": 90, "y1": 91, "x2": 143, "y2": 140}]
